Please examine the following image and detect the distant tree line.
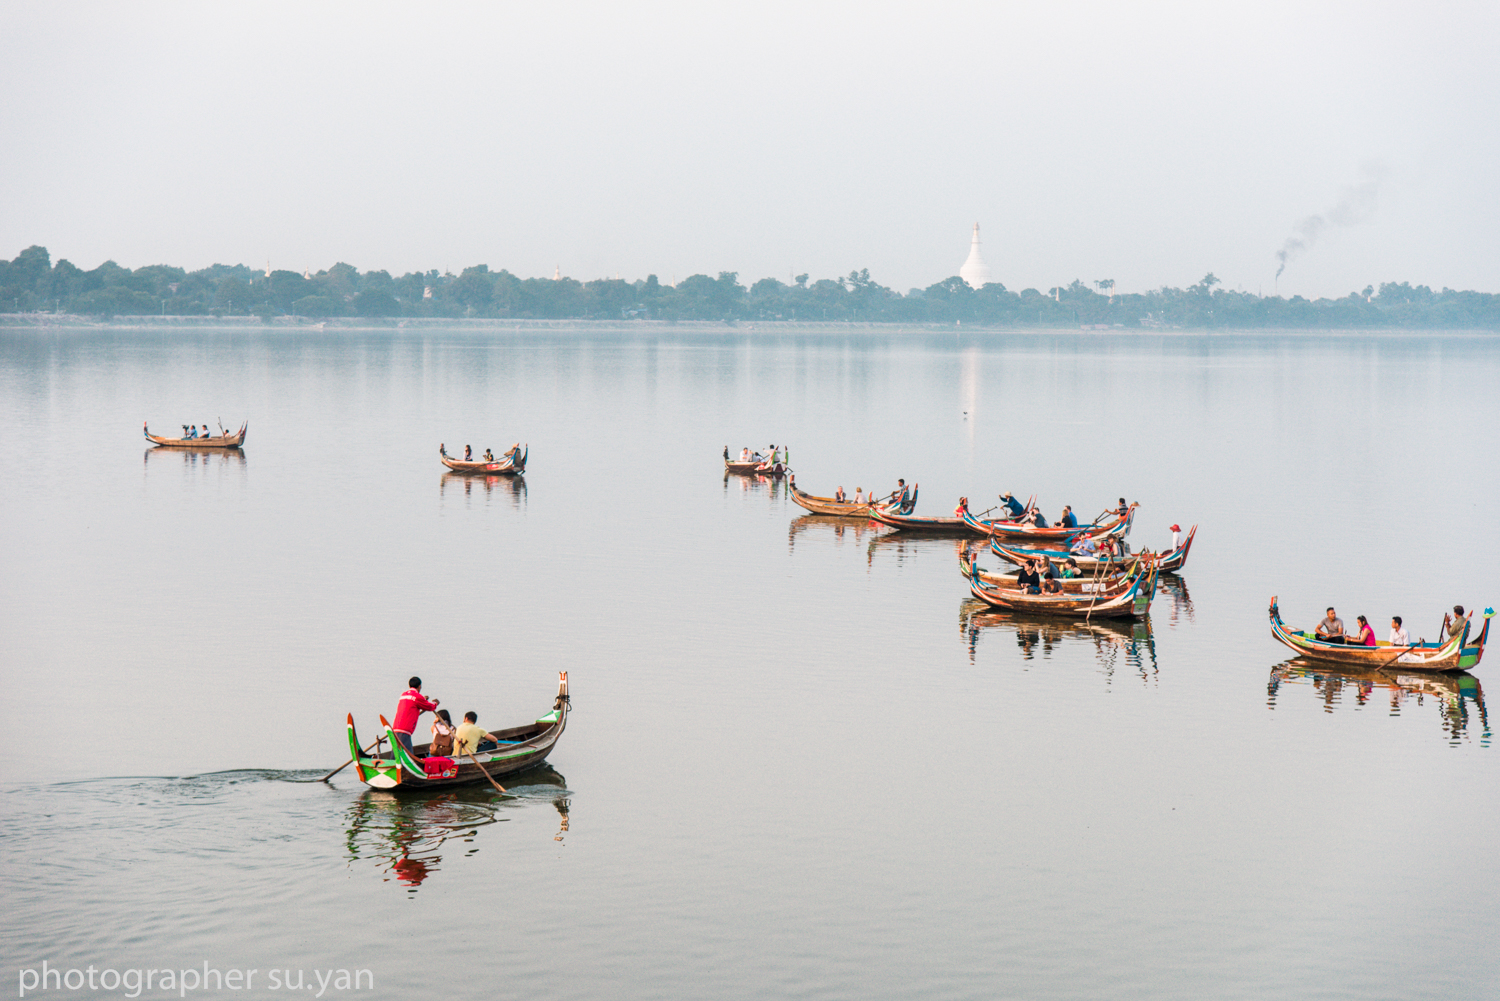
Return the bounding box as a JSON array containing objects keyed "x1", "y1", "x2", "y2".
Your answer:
[{"x1": 2, "y1": 246, "x2": 1495, "y2": 329}]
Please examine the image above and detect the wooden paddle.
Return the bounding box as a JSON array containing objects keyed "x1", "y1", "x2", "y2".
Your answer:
[
  {"x1": 320, "y1": 738, "x2": 381, "y2": 783},
  {"x1": 1376, "y1": 644, "x2": 1419, "y2": 670},
  {"x1": 464, "y1": 750, "x2": 508, "y2": 796}
]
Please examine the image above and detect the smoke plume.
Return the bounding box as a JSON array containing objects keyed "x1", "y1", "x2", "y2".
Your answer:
[{"x1": 1274, "y1": 165, "x2": 1386, "y2": 280}]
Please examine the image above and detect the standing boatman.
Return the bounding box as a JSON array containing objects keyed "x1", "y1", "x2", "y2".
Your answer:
[{"x1": 392, "y1": 676, "x2": 440, "y2": 754}]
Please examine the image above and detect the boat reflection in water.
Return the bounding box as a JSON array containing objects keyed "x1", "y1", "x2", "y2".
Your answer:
[
  {"x1": 959, "y1": 597, "x2": 1158, "y2": 680},
  {"x1": 343, "y1": 764, "x2": 569, "y2": 891},
  {"x1": 866, "y1": 530, "x2": 965, "y2": 569},
  {"x1": 787, "y1": 514, "x2": 876, "y2": 552},
  {"x1": 143, "y1": 446, "x2": 247, "y2": 471},
  {"x1": 1158, "y1": 575, "x2": 1195, "y2": 628},
  {"x1": 1267, "y1": 660, "x2": 1489, "y2": 745},
  {"x1": 440, "y1": 471, "x2": 526, "y2": 509},
  {"x1": 723, "y1": 469, "x2": 785, "y2": 504}
]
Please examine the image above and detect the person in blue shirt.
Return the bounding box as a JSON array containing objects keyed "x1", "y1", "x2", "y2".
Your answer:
[
  {"x1": 1059, "y1": 505, "x2": 1078, "y2": 528},
  {"x1": 187, "y1": 425, "x2": 198, "y2": 439},
  {"x1": 999, "y1": 493, "x2": 1025, "y2": 520}
]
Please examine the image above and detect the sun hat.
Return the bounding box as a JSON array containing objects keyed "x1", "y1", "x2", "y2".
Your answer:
[{"x1": 1170, "y1": 524, "x2": 1181, "y2": 531}]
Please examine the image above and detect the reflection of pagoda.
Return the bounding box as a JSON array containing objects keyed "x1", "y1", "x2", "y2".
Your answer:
[{"x1": 959, "y1": 222, "x2": 992, "y2": 289}]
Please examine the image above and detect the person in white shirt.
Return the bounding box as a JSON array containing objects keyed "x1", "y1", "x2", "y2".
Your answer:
[
  {"x1": 1389, "y1": 616, "x2": 1409, "y2": 646},
  {"x1": 854, "y1": 487, "x2": 864, "y2": 505},
  {"x1": 1170, "y1": 524, "x2": 1181, "y2": 549}
]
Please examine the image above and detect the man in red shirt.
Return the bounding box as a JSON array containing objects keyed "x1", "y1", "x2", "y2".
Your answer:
[{"x1": 392, "y1": 676, "x2": 440, "y2": 754}]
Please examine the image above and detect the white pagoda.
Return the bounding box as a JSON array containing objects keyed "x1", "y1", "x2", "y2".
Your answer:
[{"x1": 959, "y1": 223, "x2": 992, "y2": 289}]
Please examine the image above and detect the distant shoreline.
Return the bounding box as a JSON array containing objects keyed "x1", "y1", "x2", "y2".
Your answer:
[{"x1": 1, "y1": 313, "x2": 1497, "y2": 338}]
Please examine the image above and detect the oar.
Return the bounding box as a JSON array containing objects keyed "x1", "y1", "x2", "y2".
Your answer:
[
  {"x1": 464, "y1": 750, "x2": 508, "y2": 795},
  {"x1": 320, "y1": 738, "x2": 381, "y2": 783},
  {"x1": 1376, "y1": 644, "x2": 1420, "y2": 670}
]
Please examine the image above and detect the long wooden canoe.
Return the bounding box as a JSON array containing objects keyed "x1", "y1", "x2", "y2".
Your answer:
[
  {"x1": 867, "y1": 485, "x2": 976, "y2": 533},
  {"x1": 347, "y1": 673, "x2": 569, "y2": 790},
  {"x1": 959, "y1": 547, "x2": 1137, "y2": 594},
  {"x1": 725, "y1": 449, "x2": 787, "y2": 477},
  {"x1": 1268, "y1": 598, "x2": 1491, "y2": 672},
  {"x1": 993, "y1": 524, "x2": 1196, "y2": 574},
  {"x1": 440, "y1": 443, "x2": 526, "y2": 475},
  {"x1": 961, "y1": 502, "x2": 1137, "y2": 543},
  {"x1": 786, "y1": 474, "x2": 872, "y2": 517},
  {"x1": 968, "y1": 557, "x2": 1159, "y2": 618},
  {"x1": 143, "y1": 420, "x2": 247, "y2": 449}
]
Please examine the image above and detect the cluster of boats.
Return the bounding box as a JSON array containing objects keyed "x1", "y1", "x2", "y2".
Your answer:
[
  {"x1": 775, "y1": 464, "x2": 1194, "y2": 622},
  {"x1": 742, "y1": 448, "x2": 1491, "y2": 677}
]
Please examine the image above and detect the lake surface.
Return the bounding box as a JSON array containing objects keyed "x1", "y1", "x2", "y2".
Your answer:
[{"x1": 1, "y1": 325, "x2": 1497, "y2": 1001}]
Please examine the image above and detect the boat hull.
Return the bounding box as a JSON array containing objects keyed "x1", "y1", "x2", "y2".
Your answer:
[
  {"x1": 968, "y1": 561, "x2": 1159, "y2": 618},
  {"x1": 726, "y1": 459, "x2": 785, "y2": 477},
  {"x1": 994, "y1": 525, "x2": 1196, "y2": 574},
  {"x1": 787, "y1": 477, "x2": 871, "y2": 517}
]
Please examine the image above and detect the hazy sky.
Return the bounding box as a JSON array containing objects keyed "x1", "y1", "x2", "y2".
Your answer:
[{"x1": 3, "y1": 1, "x2": 1497, "y2": 298}]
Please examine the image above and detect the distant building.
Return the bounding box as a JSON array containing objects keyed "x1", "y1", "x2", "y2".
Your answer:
[{"x1": 959, "y1": 223, "x2": 992, "y2": 289}]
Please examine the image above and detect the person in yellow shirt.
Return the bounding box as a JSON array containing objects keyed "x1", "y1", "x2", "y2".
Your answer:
[{"x1": 453, "y1": 711, "x2": 497, "y2": 757}]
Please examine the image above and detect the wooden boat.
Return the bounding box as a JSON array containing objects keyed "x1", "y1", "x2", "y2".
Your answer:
[
  {"x1": 867, "y1": 485, "x2": 976, "y2": 533},
  {"x1": 439, "y1": 442, "x2": 526, "y2": 475},
  {"x1": 724, "y1": 447, "x2": 787, "y2": 477},
  {"x1": 786, "y1": 474, "x2": 872, "y2": 517},
  {"x1": 993, "y1": 524, "x2": 1196, "y2": 574},
  {"x1": 968, "y1": 556, "x2": 1159, "y2": 618},
  {"x1": 1268, "y1": 598, "x2": 1491, "y2": 672},
  {"x1": 961, "y1": 501, "x2": 1136, "y2": 544},
  {"x1": 959, "y1": 547, "x2": 1137, "y2": 594},
  {"x1": 346, "y1": 674, "x2": 569, "y2": 790},
  {"x1": 143, "y1": 420, "x2": 247, "y2": 449}
]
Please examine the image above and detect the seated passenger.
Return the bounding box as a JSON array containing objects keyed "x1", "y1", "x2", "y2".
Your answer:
[
  {"x1": 740, "y1": 447, "x2": 751, "y2": 462},
  {"x1": 1039, "y1": 556, "x2": 1058, "y2": 580},
  {"x1": 854, "y1": 487, "x2": 864, "y2": 505},
  {"x1": 1315, "y1": 607, "x2": 1346, "y2": 643},
  {"x1": 1352, "y1": 615, "x2": 1376, "y2": 646},
  {"x1": 1059, "y1": 505, "x2": 1078, "y2": 528},
  {"x1": 1042, "y1": 577, "x2": 1064, "y2": 594},
  {"x1": 464, "y1": 445, "x2": 473, "y2": 461},
  {"x1": 484, "y1": 448, "x2": 495, "y2": 462},
  {"x1": 953, "y1": 496, "x2": 968, "y2": 517},
  {"x1": 453, "y1": 711, "x2": 497, "y2": 757},
  {"x1": 1448, "y1": 605, "x2": 1469, "y2": 639},
  {"x1": 1059, "y1": 559, "x2": 1081, "y2": 579},
  {"x1": 1389, "y1": 616, "x2": 1409, "y2": 646},
  {"x1": 836, "y1": 486, "x2": 846, "y2": 502},
  {"x1": 1032, "y1": 510, "x2": 1049, "y2": 528},
  {"x1": 1072, "y1": 535, "x2": 1098, "y2": 557},
  {"x1": 1016, "y1": 561, "x2": 1042, "y2": 594},
  {"x1": 430, "y1": 710, "x2": 456, "y2": 756}
]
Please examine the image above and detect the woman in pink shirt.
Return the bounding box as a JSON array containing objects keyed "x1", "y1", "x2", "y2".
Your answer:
[{"x1": 1353, "y1": 615, "x2": 1377, "y2": 646}]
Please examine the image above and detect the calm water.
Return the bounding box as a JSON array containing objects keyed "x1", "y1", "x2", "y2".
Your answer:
[{"x1": 1, "y1": 326, "x2": 1497, "y2": 1000}]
